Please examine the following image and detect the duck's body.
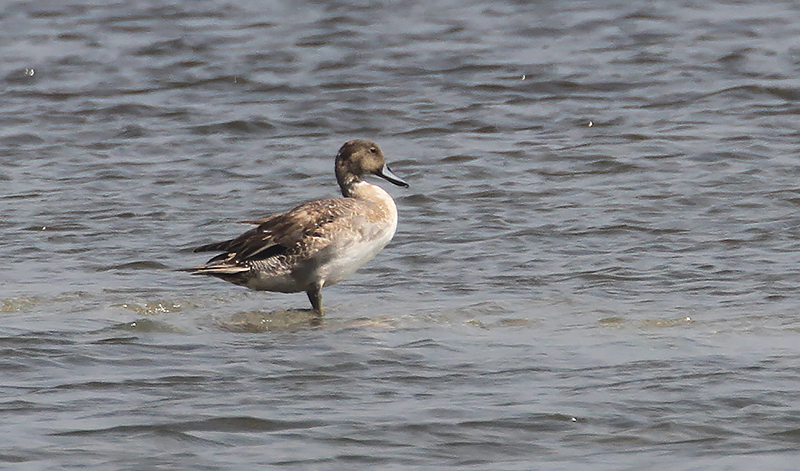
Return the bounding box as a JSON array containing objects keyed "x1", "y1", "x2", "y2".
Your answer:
[{"x1": 186, "y1": 140, "x2": 408, "y2": 315}]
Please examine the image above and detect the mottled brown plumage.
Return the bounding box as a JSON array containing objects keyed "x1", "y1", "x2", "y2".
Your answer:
[{"x1": 185, "y1": 140, "x2": 408, "y2": 315}]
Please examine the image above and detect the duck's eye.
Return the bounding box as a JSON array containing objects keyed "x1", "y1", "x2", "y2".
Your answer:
[{"x1": 369, "y1": 147, "x2": 378, "y2": 154}]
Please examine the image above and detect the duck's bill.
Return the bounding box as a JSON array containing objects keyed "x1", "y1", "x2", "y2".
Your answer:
[{"x1": 378, "y1": 164, "x2": 409, "y2": 188}]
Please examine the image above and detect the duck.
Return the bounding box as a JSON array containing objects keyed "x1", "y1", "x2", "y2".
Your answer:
[{"x1": 185, "y1": 139, "x2": 408, "y2": 315}]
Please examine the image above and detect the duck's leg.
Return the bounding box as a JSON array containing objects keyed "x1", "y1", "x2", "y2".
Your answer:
[{"x1": 306, "y1": 282, "x2": 324, "y2": 316}]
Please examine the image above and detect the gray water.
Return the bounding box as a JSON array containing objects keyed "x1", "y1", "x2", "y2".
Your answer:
[{"x1": 3, "y1": 0, "x2": 800, "y2": 469}]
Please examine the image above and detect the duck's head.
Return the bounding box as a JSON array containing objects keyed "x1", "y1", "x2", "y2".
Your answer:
[{"x1": 335, "y1": 139, "x2": 409, "y2": 195}]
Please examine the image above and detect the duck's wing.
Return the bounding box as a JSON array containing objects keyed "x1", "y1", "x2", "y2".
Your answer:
[{"x1": 192, "y1": 198, "x2": 363, "y2": 267}]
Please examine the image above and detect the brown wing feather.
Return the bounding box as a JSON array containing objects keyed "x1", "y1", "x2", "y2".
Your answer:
[{"x1": 193, "y1": 198, "x2": 363, "y2": 267}]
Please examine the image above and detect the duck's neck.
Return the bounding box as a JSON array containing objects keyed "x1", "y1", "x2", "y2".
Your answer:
[
  {"x1": 338, "y1": 175, "x2": 360, "y2": 197},
  {"x1": 341, "y1": 180, "x2": 398, "y2": 219}
]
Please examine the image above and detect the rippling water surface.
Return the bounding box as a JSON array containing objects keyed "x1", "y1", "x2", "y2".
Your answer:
[{"x1": 3, "y1": 0, "x2": 800, "y2": 469}]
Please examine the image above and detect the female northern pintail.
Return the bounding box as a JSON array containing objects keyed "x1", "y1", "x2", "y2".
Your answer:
[{"x1": 185, "y1": 139, "x2": 408, "y2": 315}]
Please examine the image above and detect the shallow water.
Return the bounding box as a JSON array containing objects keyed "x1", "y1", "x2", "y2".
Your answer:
[{"x1": 3, "y1": 0, "x2": 800, "y2": 469}]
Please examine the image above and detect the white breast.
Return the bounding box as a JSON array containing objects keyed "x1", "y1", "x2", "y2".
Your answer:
[{"x1": 317, "y1": 182, "x2": 399, "y2": 286}]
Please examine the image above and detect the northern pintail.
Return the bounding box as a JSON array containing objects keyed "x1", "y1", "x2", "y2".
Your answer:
[{"x1": 185, "y1": 140, "x2": 408, "y2": 315}]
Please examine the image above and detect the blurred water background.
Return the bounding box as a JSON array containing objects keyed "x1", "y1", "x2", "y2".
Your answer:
[{"x1": 2, "y1": 0, "x2": 800, "y2": 469}]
